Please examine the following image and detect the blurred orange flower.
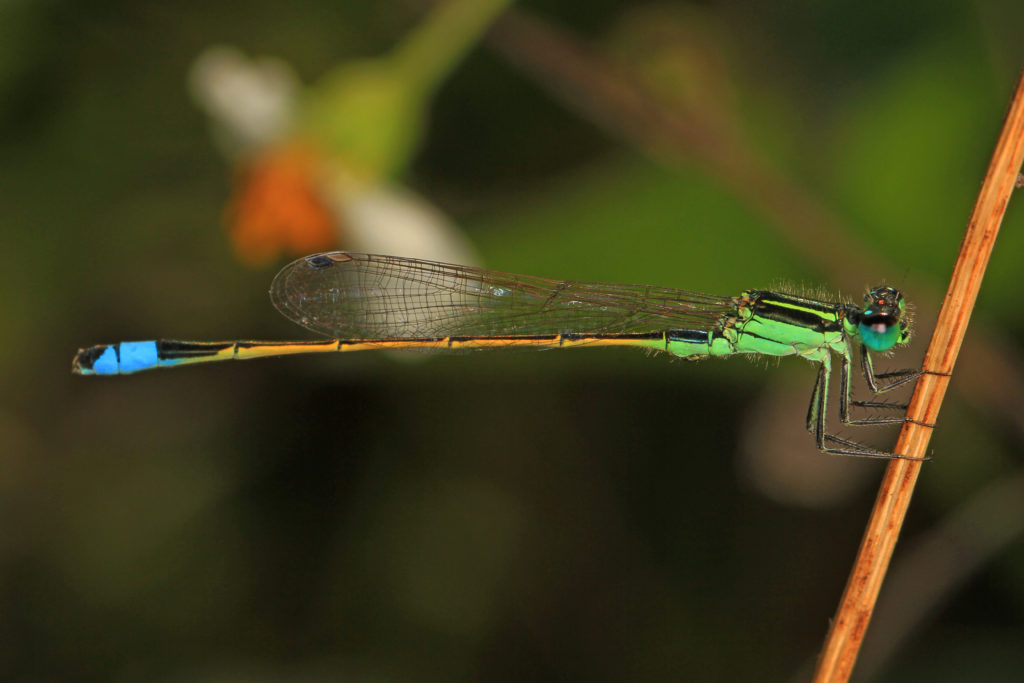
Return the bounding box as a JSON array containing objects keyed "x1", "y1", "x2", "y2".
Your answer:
[
  {"x1": 225, "y1": 144, "x2": 337, "y2": 266},
  {"x1": 189, "y1": 0, "x2": 510, "y2": 267}
]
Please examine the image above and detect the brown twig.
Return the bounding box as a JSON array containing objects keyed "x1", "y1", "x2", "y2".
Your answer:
[
  {"x1": 811, "y1": 69, "x2": 1024, "y2": 683},
  {"x1": 482, "y1": 8, "x2": 1024, "y2": 677}
]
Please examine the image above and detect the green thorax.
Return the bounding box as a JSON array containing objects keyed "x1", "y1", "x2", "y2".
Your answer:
[{"x1": 726, "y1": 290, "x2": 846, "y2": 360}]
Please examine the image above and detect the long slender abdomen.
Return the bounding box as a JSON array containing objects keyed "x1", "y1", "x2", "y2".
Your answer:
[{"x1": 73, "y1": 333, "x2": 690, "y2": 375}]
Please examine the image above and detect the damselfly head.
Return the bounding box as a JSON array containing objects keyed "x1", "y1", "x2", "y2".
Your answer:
[{"x1": 858, "y1": 286, "x2": 910, "y2": 351}]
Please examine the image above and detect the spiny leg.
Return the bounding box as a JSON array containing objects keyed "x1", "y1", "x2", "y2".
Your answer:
[
  {"x1": 806, "y1": 357, "x2": 925, "y2": 460},
  {"x1": 856, "y1": 344, "x2": 950, "y2": 398},
  {"x1": 851, "y1": 345, "x2": 945, "y2": 427},
  {"x1": 860, "y1": 344, "x2": 921, "y2": 394},
  {"x1": 840, "y1": 346, "x2": 909, "y2": 427}
]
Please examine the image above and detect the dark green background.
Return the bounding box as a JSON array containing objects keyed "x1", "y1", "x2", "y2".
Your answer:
[{"x1": 4, "y1": 1, "x2": 1024, "y2": 680}]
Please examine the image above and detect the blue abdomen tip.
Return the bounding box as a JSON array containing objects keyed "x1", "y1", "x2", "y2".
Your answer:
[
  {"x1": 118, "y1": 341, "x2": 160, "y2": 373},
  {"x1": 90, "y1": 346, "x2": 121, "y2": 375}
]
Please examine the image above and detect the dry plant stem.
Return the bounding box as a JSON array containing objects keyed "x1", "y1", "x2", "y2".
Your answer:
[
  {"x1": 484, "y1": 10, "x2": 1024, "y2": 676},
  {"x1": 812, "y1": 69, "x2": 1024, "y2": 683}
]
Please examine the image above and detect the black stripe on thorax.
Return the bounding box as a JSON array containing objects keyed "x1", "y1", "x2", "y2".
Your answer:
[{"x1": 747, "y1": 291, "x2": 844, "y2": 333}]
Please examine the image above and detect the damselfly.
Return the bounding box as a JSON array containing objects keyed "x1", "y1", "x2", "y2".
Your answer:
[{"x1": 73, "y1": 252, "x2": 926, "y2": 459}]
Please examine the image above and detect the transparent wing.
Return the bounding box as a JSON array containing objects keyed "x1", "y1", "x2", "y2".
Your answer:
[{"x1": 270, "y1": 252, "x2": 739, "y2": 340}]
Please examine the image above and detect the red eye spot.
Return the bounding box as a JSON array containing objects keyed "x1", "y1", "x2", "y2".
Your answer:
[{"x1": 877, "y1": 300, "x2": 885, "y2": 306}]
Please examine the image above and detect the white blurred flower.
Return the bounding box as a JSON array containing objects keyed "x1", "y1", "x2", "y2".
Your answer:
[
  {"x1": 188, "y1": 45, "x2": 479, "y2": 268},
  {"x1": 189, "y1": 45, "x2": 300, "y2": 160}
]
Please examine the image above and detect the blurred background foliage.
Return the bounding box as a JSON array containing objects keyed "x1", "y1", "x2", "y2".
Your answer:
[{"x1": 4, "y1": 0, "x2": 1024, "y2": 680}]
